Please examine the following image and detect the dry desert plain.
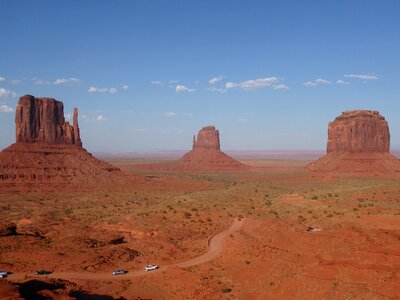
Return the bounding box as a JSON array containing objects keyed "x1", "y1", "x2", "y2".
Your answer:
[{"x1": 1, "y1": 157, "x2": 400, "y2": 299}]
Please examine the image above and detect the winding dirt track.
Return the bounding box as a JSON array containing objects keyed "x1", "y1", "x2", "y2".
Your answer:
[{"x1": 9, "y1": 218, "x2": 245, "y2": 281}]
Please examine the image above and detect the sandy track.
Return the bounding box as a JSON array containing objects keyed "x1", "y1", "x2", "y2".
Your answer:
[{"x1": 8, "y1": 218, "x2": 245, "y2": 282}]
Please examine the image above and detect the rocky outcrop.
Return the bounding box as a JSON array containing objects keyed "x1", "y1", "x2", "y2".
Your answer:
[
  {"x1": 15, "y1": 95, "x2": 82, "y2": 146},
  {"x1": 0, "y1": 95, "x2": 131, "y2": 192},
  {"x1": 327, "y1": 110, "x2": 390, "y2": 153},
  {"x1": 176, "y1": 126, "x2": 248, "y2": 171},
  {"x1": 134, "y1": 125, "x2": 248, "y2": 171},
  {"x1": 192, "y1": 126, "x2": 221, "y2": 150},
  {"x1": 0, "y1": 222, "x2": 17, "y2": 236},
  {"x1": 307, "y1": 110, "x2": 400, "y2": 176}
]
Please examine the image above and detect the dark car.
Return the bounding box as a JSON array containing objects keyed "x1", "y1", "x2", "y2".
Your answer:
[
  {"x1": 112, "y1": 269, "x2": 128, "y2": 275},
  {"x1": 35, "y1": 270, "x2": 52, "y2": 275}
]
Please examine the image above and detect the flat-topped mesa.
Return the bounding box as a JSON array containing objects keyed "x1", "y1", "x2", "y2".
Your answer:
[
  {"x1": 15, "y1": 95, "x2": 82, "y2": 146},
  {"x1": 306, "y1": 109, "x2": 400, "y2": 175},
  {"x1": 327, "y1": 110, "x2": 390, "y2": 153},
  {"x1": 192, "y1": 126, "x2": 221, "y2": 150}
]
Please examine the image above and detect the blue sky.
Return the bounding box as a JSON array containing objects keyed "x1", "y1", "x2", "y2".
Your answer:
[{"x1": 1, "y1": 1, "x2": 400, "y2": 152}]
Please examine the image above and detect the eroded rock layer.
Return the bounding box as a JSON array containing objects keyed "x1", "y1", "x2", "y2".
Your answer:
[
  {"x1": 133, "y1": 126, "x2": 248, "y2": 172},
  {"x1": 192, "y1": 126, "x2": 221, "y2": 150},
  {"x1": 0, "y1": 95, "x2": 129, "y2": 191},
  {"x1": 307, "y1": 110, "x2": 400, "y2": 175},
  {"x1": 327, "y1": 110, "x2": 390, "y2": 153},
  {"x1": 179, "y1": 126, "x2": 248, "y2": 171},
  {"x1": 16, "y1": 95, "x2": 82, "y2": 146}
]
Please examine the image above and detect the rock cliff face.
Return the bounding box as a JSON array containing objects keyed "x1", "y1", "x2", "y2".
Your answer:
[
  {"x1": 15, "y1": 95, "x2": 82, "y2": 146},
  {"x1": 0, "y1": 95, "x2": 129, "y2": 192},
  {"x1": 307, "y1": 110, "x2": 400, "y2": 176},
  {"x1": 192, "y1": 126, "x2": 221, "y2": 150},
  {"x1": 179, "y1": 126, "x2": 248, "y2": 171},
  {"x1": 327, "y1": 110, "x2": 389, "y2": 153},
  {"x1": 134, "y1": 125, "x2": 248, "y2": 172}
]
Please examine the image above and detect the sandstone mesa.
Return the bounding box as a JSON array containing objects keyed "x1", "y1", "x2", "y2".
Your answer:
[{"x1": 307, "y1": 110, "x2": 400, "y2": 175}]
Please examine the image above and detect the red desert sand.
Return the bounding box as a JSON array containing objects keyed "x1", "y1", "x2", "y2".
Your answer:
[{"x1": 1, "y1": 104, "x2": 400, "y2": 299}]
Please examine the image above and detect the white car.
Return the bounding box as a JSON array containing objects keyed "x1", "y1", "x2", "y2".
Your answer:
[
  {"x1": 144, "y1": 264, "x2": 159, "y2": 271},
  {"x1": 112, "y1": 269, "x2": 128, "y2": 275},
  {"x1": 0, "y1": 271, "x2": 8, "y2": 279}
]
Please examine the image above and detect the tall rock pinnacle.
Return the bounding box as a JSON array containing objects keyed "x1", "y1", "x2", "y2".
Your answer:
[{"x1": 73, "y1": 107, "x2": 82, "y2": 147}]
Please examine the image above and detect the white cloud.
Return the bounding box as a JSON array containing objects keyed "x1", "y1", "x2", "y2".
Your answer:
[
  {"x1": 0, "y1": 76, "x2": 5, "y2": 82},
  {"x1": 226, "y1": 76, "x2": 282, "y2": 90},
  {"x1": 150, "y1": 80, "x2": 163, "y2": 85},
  {"x1": 304, "y1": 78, "x2": 331, "y2": 87},
  {"x1": 209, "y1": 75, "x2": 224, "y2": 85},
  {"x1": 344, "y1": 74, "x2": 379, "y2": 80},
  {"x1": 0, "y1": 88, "x2": 17, "y2": 98},
  {"x1": 315, "y1": 78, "x2": 331, "y2": 84},
  {"x1": 0, "y1": 105, "x2": 13, "y2": 113},
  {"x1": 11, "y1": 79, "x2": 22, "y2": 84},
  {"x1": 164, "y1": 112, "x2": 177, "y2": 117},
  {"x1": 53, "y1": 77, "x2": 80, "y2": 86},
  {"x1": 65, "y1": 113, "x2": 72, "y2": 122},
  {"x1": 207, "y1": 86, "x2": 227, "y2": 93},
  {"x1": 32, "y1": 78, "x2": 50, "y2": 85},
  {"x1": 303, "y1": 81, "x2": 317, "y2": 87},
  {"x1": 164, "y1": 112, "x2": 192, "y2": 117},
  {"x1": 175, "y1": 84, "x2": 195, "y2": 93},
  {"x1": 274, "y1": 84, "x2": 289, "y2": 90},
  {"x1": 96, "y1": 115, "x2": 107, "y2": 122},
  {"x1": 236, "y1": 118, "x2": 247, "y2": 123},
  {"x1": 88, "y1": 87, "x2": 117, "y2": 94},
  {"x1": 336, "y1": 80, "x2": 350, "y2": 85},
  {"x1": 169, "y1": 80, "x2": 179, "y2": 84},
  {"x1": 225, "y1": 82, "x2": 238, "y2": 89},
  {"x1": 122, "y1": 84, "x2": 129, "y2": 90},
  {"x1": 241, "y1": 77, "x2": 279, "y2": 90}
]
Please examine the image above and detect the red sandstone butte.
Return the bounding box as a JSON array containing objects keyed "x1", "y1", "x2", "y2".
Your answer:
[
  {"x1": 327, "y1": 110, "x2": 390, "y2": 153},
  {"x1": 16, "y1": 95, "x2": 82, "y2": 146},
  {"x1": 307, "y1": 110, "x2": 400, "y2": 175},
  {"x1": 178, "y1": 126, "x2": 248, "y2": 171},
  {"x1": 0, "y1": 95, "x2": 128, "y2": 192}
]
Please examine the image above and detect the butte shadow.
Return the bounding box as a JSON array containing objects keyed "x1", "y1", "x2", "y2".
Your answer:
[
  {"x1": 0, "y1": 95, "x2": 133, "y2": 192},
  {"x1": 306, "y1": 110, "x2": 400, "y2": 176}
]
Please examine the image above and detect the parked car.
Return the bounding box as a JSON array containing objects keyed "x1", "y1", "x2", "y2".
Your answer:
[
  {"x1": 144, "y1": 264, "x2": 159, "y2": 271},
  {"x1": 0, "y1": 271, "x2": 8, "y2": 279},
  {"x1": 112, "y1": 269, "x2": 128, "y2": 275},
  {"x1": 35, "y1": 270, "x2": 52, "y2": 275}
]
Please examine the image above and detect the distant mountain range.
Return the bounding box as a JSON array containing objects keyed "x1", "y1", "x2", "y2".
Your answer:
[{"x1": 95, "y1": 149, "x2": 400, "y2": 161}]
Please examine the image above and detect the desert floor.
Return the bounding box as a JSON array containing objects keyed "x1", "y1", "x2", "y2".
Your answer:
[{"x1": 1, "y1": 158, "x2": 400, "y2": 299}]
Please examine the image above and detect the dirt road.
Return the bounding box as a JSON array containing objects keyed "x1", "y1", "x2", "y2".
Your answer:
[{"x1": 8, "y1": 218, "x2": 245, "y2": 281}]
